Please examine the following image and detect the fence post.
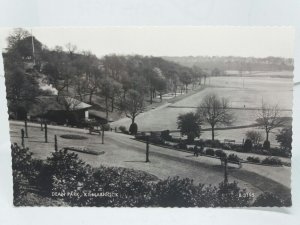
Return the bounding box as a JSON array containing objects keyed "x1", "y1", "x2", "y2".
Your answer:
[
  {"x1": 54, "y1": 135, "x2": 58, "y2": 151},
  {"x1": 101, "y1": 125, "x2": 104, "y2": 144},
  {"x1": 24, "y1": 120, "x2": 28, "y2": 138},
  {"x1": 21, "y1": 129, "x2": 25, "y2": 147},
  {"x1": 146, "y1": 136, "x2": 150, "y2": 162},
  {"x1": 45, "y1": 122, "x2": 48, "y2": 143}
]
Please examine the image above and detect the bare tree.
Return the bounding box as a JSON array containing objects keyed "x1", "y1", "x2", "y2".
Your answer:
[
  {"x1": 197, "y1": 93, "x2": 233, "y2": 141},
  {"x1": 119, "y1": 89, "x2": 145, "y2": 125},
  {"x1": 256, "y1": 102, "x2": 287, "y2": 142},
  {"x1": 245, "y1": 130, "x2": 263, "y2": 146}
]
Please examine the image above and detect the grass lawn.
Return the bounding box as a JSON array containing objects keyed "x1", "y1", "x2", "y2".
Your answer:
[{"x1": 9, "y1": 121, "x2": 291, "y2": 202}]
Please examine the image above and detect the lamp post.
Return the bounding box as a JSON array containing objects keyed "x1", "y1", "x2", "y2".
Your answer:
[{"x1": 145, "y1": 132, "x2": 150, "y2": 163}]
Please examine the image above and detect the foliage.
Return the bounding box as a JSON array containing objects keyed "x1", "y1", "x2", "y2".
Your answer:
[
  {"x1": 245, "y1": 130, "x2": 263, "y2": 146},
  {"x1": 256, "y1": 102, "x2": 287, "y2": 142},
  {"x1": 177, "y1": 112, "x2": 202, "y2": 143},
  {"x1": 247, "y1": 156, "x2": 261, "y2": 163},
  {"x1": 204, "y1": 139, "x2": 222, "y2": 148},
  {"x1": 129, "y1": 123, "x2": 138, "y2": 135},
  {"x1": 227, "y1": 154, "x2": 240, "y2": 163},
  {"x1": 253, "y1": 192, "x2": 283, "y2": 207},
  {"x1": 214, "y1": 181, "x2": 252, "y2": 207},
  {"x1": 261, "y1": 157, "x2": 282, "y2": 166},
  {"x1": 197, "y1": 94, "x2": 233, "y2": 140},
  {"x1": 60, "y1": 134, "x2": 88, "y2": 140},
  {"x1": 215, "y1": 149, "x2": 227, "y2": 158},
  {"x1": 243, "y1": 139, "x2": 253, "y2": 152},
  {"x1": 119, "y1": 89, "x2": 145, "y2": 124},
  {"x1": 161, "y1": 130, "x2": 172, "y2": 141},
  {"x1": 12, "y1": 145, "x2": 289, "y2": 207},
  {"x1": 276, "y1": 127, "x2": 292, "y2": 151},
  {"x1": 119, "y1": 126, "x2": 128, "y2": 134},
  {"x1": 205, "y1": 148, "x2": 215, "y2": 156},
  {"x1": 263, "y1": 140, "x2": 270, "y2": 150}
]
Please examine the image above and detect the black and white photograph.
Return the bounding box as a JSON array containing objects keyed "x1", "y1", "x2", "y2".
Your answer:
[{"x1": 1, "y1": 27, "x2": 294, "y2": 207}]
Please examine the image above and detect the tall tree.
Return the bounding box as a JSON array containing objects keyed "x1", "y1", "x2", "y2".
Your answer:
[
  {"x1": 177, "y1": 112, "x2": 202, "y2": 142},
  {"x1": 276, "y1": 127, "x2": 292, "y2": 151},
  {"x1": 119, "y1": 89, "x2": 145, "y2": 125},
  {"x1": 256, "y1": 102, "x2": 287, "y2": 142},
  {"x1": 197, "y1": 94, "x2": 233, "y2": 141}
]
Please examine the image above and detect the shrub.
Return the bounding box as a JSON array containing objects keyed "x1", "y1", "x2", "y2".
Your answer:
[
  {"x1": 215, "y1": 181, "x2": 252, "y2": 207},
  {"x1": 222, "y1": 143, "x2": 232, "y2": 150},
  {"x1": 263, "y1": 140, "x2": 270, "y2": 150},
  {"x1": 252, "y1": 192, "x2": 283, "y2": 207},
  {"x1": 227, "y1": 154, "x2": 240, "y2": 163},
  {"x1": 37, "y1": 149, "x2": 93, "y2": 201},
  {"x1": 151, "y1": 177, "x2": 200, "y2": 207},
  {"x1": 161, "y1": 130, "x2": 172, "y2": 141},
  {"x1": 247, "y1": 156, "x2": 260, "y2": 163},
  {"x1": 261, "y1": 156, "x2": 282, "y2": 166},
  {"x1": 204, "y1": 139, "x2": 221, "y2": 148},
  {"x1": 129, "y1": 123, "x2": 138, "y2": 135},
  {"x1": 243, "y1": 139, "x2": 252, "y2": 152},
  {"x1": 60, "y1": 134, "x2": 88, "y2": 140},
  {"x1": 231, "y1": 144, "x2": 244, "y2": 152},
  {"x1": 215, "y1": 149, "x2": 227, "y2": 158},
  {"x1": 205, "y1": 148, "x2": 215, "y2": 156},
  {"x1": 119, "y1": 126, "x2": 127, "y2": 133},
  {"x1": 102, "y1": 123, "x2": 111, "y2": 131}
]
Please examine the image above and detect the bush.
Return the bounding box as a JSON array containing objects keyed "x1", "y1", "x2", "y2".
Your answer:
[
  {"x1": 151, "y1": 177, "x2": 200, "y2": 207},
  {"x1": 253, "y1": 192, "x2": 283, "y2": 207},
  {"x1": 129, "y1": 123, "x2": 138, "y2": 135},
  {"x1": 231, "y1": 144, "x2": 244, "y2": 152},
  {"x1": 227, "y1": 154, "x2": 240, "y2": 163},
  {"x1": 119, "y1": 126, "x2": 128, "y2": 134},
  {"x1": 161, "y1": 130, "x2": 172, "y2": 141},
  {"x1": 102, "y1": 123, "x2": 111, "y2": 131},
  {"x1": 205, "y1": 148, "x2": 215, "y2": 156},
  {"x1": 243, "y1": 139, "x2": 252, "y2": 152},
  {"x1": 261, "y1": 156, "x2": 282, "y2": 166},
  {"x1": 263, "y1": 140, "x2": 270, "y2": 150},
  {"x1": 204, "y1": 139, "x2": 221, "y2": 148},
  {"x1": 60, "y1": 134, "x2": 88, "y2": 140},
  {"x1": 247, "y1": 156, "x2": 260, "y2": 163},
  {"x1": 215, "y1": 181, "x2": 252, "y2": 207},
  {"x1": 215, "y1": 149, "x2": 227, "y2": 158}
]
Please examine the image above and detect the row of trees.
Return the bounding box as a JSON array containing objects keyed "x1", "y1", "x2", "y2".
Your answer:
[
  {"x1": 3, "y1": 28, "x2": 208, "y2": 124},
  {"x1": 177, "y1": 93, "x2": 289, "y2": 148}
]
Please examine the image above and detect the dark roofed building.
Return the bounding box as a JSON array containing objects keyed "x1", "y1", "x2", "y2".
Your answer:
[{"x1": 28, "y1": 96, "x2": 92, "y2": 126}]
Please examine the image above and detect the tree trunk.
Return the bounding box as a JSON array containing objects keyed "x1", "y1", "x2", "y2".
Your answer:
[
  {"x1": 211, "y1": 125, "x2": 215, "y2": 141},
  {"x1": 105, "y1": 96, "x2": 108, "y2": 119},
  {"x1": 131, "y1": 117, "x2": 135, "y2": 124},
  {"x1": 150, "y1": 88, "x2": 153, "y2": 104},
  {"x1": 185, "y1": 84, "x2": 188, "y2": 93},
  {"x1": 89, "y1": 91, "x2": 93, "y2": 104},
  {"x1": 160, "y1": 93, "x2": 162, "y2": 102},
  {"x1": 111, "y1": 97, "x2": 114, "y2": 112},
  {"x1": 266, "y1": 130, "x2": 269, "y2": 142}
]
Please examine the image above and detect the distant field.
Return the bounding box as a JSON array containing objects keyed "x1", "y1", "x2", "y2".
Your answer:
[{"x1": 112, "y1": 76, "x2": 293, "y2": 145}]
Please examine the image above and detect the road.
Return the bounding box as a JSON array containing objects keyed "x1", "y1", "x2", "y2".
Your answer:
[{"x1": 9, "y1": 121, "x2": 291, "y2": 200}]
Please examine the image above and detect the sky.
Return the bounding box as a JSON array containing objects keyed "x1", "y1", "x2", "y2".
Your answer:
[{"x1": 0, "y1": 27, "x2": 295, "y2": 58}]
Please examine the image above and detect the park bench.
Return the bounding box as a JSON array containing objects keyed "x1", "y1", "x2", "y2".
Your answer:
[{"x1": 224, "y1": 139, "x2": 235, "y2": 144}]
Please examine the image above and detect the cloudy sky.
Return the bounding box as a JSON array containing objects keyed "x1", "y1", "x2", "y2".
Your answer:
[{"x1": 1, "y1": 27, "x2": 295, "y2": 58}]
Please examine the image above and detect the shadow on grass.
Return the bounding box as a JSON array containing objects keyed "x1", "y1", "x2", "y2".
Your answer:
[{"x1": 124, "y1": 160, "x2": 147, "y2": 163}]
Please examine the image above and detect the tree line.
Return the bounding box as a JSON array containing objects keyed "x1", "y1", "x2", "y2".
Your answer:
[{"x1": 3, "y1": 28, "x2": 206, "y2": 124}]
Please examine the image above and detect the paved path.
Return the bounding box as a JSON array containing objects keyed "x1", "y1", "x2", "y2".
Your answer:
[{"x1": 9, "y1": 121, "x2": 291, "y2": 200}]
